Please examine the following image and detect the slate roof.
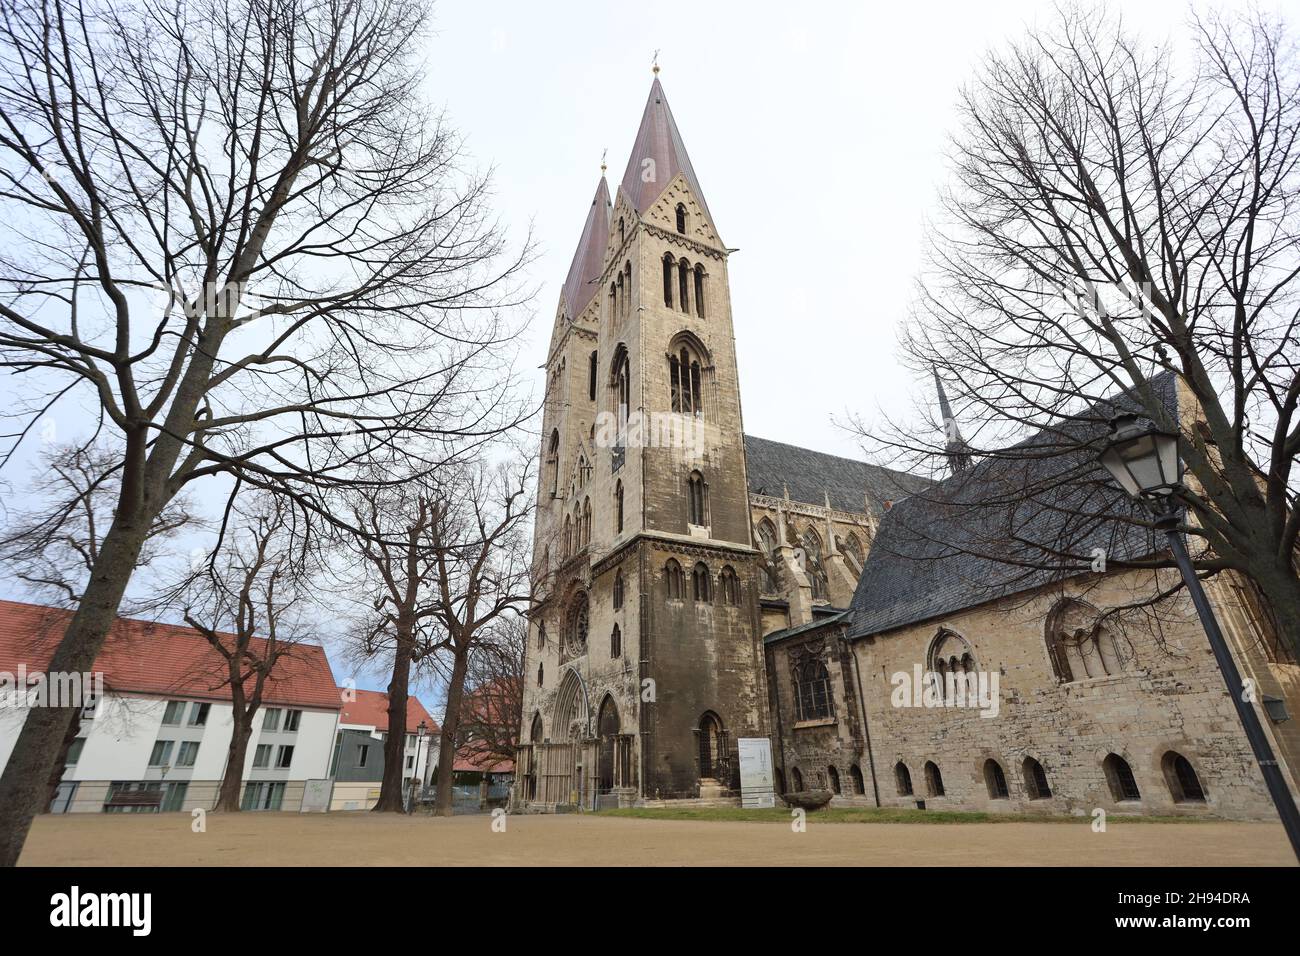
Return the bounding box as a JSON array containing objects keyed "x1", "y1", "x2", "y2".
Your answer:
[
  {"x1": 846, "y1": 373, "x2": 1181, "y2": 638},
  {"x1": 559, "y1": 176, "x2": 611, "y2": 318},
  {"x1": 0, "y1": 599, "x2": 341, "y2": 709},
  {"x1": 620, "y1": 78, "x2": 714, "y2": 224},
  {"x1": 743, "y1": 434, "x2": 934, "y2": 515}
]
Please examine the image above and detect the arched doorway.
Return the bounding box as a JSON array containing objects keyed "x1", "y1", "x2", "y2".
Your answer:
[
  {"x1": 697, "y1": 712, "x2": 723, "y2": 780},
  {"x1": 596, "y1": 695, "x2": 620, "y2": 794}
]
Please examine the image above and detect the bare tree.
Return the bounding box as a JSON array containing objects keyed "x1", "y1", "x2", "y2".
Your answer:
[
  {"x1": 0, "y1": 0, "x2": 531, "y2": 865},
  {"x1": 424, "y1": 460, "x2": 532, "y2": 816},
  {"x1": 851, "y1": 5, "x2": 1300, "y2": 658},
  {"x1": 170, "y1": 494, "x2": 317, "y2": 812},
  {"x1": 0, "y1": 440, "x2": 195, "y2": 608},
  {"x1": 453, "y1": 611, "x2": 525, "y2": 771}
]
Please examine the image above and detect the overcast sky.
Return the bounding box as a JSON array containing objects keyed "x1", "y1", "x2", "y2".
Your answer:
[{"x1": 420, "y1": 0, "x2": 1280, "y2": 462}]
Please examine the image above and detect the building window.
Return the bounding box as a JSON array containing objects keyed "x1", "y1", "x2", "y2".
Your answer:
[
  {"x1": 693, "y1": 264, "x2": 705, "y2": 318},
  {"x1": 895, "y1": 762, "x2": 913, "y2": 796},
  {"x1": 263, "y1": 708, "x2": 282, "y2": 732},
  {"x1": 253, "y1": 744, "x2": 272, "y2": 769},
  {"x1": 843, "y1": 532, "x2": 865, "y2": 572},
  {"x1": 928, "y1": 629, "x2": 977, "y2": 703},
  {"x1": 678, "y1": 257, "x2": 691, "y2": 313},
  {"x1": 537, "y1": 662, "x2": 544, "y2": 687},
  {"x1": 547, "y1": 430, "x2": 560, "y2": 497},
  {"x1": 662, "y1": 254, "x2": 674, "y2": 307},
  {"x1": 65, "y1": 737, "x2": 85, "y2": 766},
  {"x1": 692, "y1": 562, "x2": 712, "y2": 603},
  {"x1": 176, "y1": 741, "x2": 200, "y2": 768},
  {"x1": 624, "y1": 262, "x2": 632, "y2": 317},
  {"x1": 613, "y1": 571, "x2": 624, "y2": 610},
  {"x1": 800, "y1": 528, "x2": 828, "y2": 600},
  {"x1": 187, "y1": 702, "x2": 210, "y2": 727},
  {"x1": 582, "y1": 497, "x2": 592, "y2": 547},
  {"x1": 162, "y1": 781, "x2": 188, "y2": 812},
  {"x1": 849, "y1": 763, "x2": 865, "y2": 795},
  {"x1": 148, "y1": 740, "x2": 174, "y2": 767},
  {"x1": 1103, "y1": 753, "x2": 1141, "y2": 802},
  {"x1": 792, "y1": 653, "x2": 831, "y2": 721},
  {"x1": 1023, "y1": 757, "x2": 1051, "y2": 799},
  {"x1": 615, "y1": 480, "x2": 624, "y2": 533},
  {"x1": 357, "y1": 743, "x2": 369, "y2": 768},
  {"x1": 791, "y1": 767, "x2": 804, "y2": 791},
  {"x1": 719, "y1": 565, "x2": 740, "y2": 606},
  {"x1": 665, "y1": 559, "x2": 685, "y2": 599},
  {"x1": 537, "y1": 622, "x2": 546, "y2": 650},
  {"x1": 618, "y1": 216, "x2": 625, "y2": 242},
  {"x1": 675, "y1": 202, "x2": 687, "y2": 234},
  {"x1": 688, "y1": 470, "x2": 708, "y2": 525},
  {"x1": 242, "y1": 781, "x2": 285, "y2": 811},
  {"x1": 610, "y1": 624, "x2": 622, "y2": 658},
  {"x1": 924, "y1": 761, "x2": 945, "y2": 797},
  {"x1": 1045, "y1": 598, "x2": 1125, "y2": 682},
  {"x1": 1163, "y1": 751, "x2": 1207, "y2": 803},
  {"x1": 284, "y1": 710, "x2": 302, "y2": 732},
  {"x1": 565, "y1": 591, "x2": 590, "y2": 655},
  {"x1": 827, "y1": 765, "x2": 841, "y2": 794},
  {"x1": 984, "y1": 759, "x2": 1009, "y2": 799},
  {"x1": 161, "y1": 700, "x2": 185, "y2": 726},
  {"x1": 669, "y1": 345, "x2": 703, "y2": 416},
  {"x1": 275, "y1": 745, "x2": 295, "y2": 769},
  {"x1": 588, "y1": 350, "x2": 597, "y2": 400},
  {"x1": 756, "y1": 518, "x2": 779, "y2": 592}
]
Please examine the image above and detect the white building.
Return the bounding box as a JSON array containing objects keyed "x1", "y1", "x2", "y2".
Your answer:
[{"x1": 0, "y1": 599, "x2": 342, "y2": 812}]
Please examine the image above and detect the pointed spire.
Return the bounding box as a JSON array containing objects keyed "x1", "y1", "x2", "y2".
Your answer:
[
  {"x1": 933, "y1": 368, "x2": 973, "y2": 475},
  {"x1": 620, "y1": 77, "x2": 713, "y2": 224},
  {"x1": 559, "y1": 176, "x2": 611, "y2": 319}
]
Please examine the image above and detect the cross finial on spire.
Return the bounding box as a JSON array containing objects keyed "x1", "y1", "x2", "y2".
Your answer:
[
  {"x1": 600, "y1": 148, "x2": 607, "y2": 176},
  {"x1": 652, "y1": 49, "x2": 660, "y2": 74}
]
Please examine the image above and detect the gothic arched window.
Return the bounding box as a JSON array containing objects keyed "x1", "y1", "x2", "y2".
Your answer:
[
  {"x1": 536, "y1": 662, "x2": 544, "y2": 687},
  {"x1": 1045, "y1": 598, "x2": 1125, "y2": 682},
  {"x1": 801, "y1": 527, "x2": 827, "y2": 600},
  {"x1": 662, "y1": 254, "x2": 674, "y2": 308},
  {"x1": 581, "y1": 497, "x2": 591, "y2": 547},
  {"x1": 693, "y1": 264, "x2": 705, "y2": 318},
  {"x1": 588, "y1": 350, "x2": 597, "y2": 401},
  {"x1": 610, "y1": 624, "x2": 622, "y2": 659},
  {"x1": 928, "y1": 629, "x2": 977, "y2": 703},
  {"x1": 613, "y1": 570, "x2": 624, "y2": 610},
  {"x1": 1023, "y1": 757, "x2": 1051, "y2": 800},
  {"x1": 850, "y1": 763, "x2": 865, "y2": 795},
  {"x1": 688, "y1": 470, "x2": 707, "y2": 526},
  {"x1": 562, "y1": 514, "x2": 572, "y2": 557},
  {"x1": 895, "y1": 762, "x2": 913, "y2": 795},
  {"x1": 618, "y1": 216, "x2": 625, "y2": 242},
  {"x1": 925, "y1": 761, "x2": 945, "y2": 797},
  {"x1": 827, "y1": 765, "x2": 841, "y2": 794},
  {"x1": 669, "y1": 344, "x2": 703, "y2": 416},
  {"x1": 1163, "y1": 751, "x2": 1206, "y2": 803},
  {"x1": 1103, "y1": 753, "x2": 1141, "y2": 802},
  {"x1": 692, "y1": 562, "x2": 712, "y2": 603},
  {"x1": 757, "y1": 518, "x2": 779, "y2": 592},
  {"x1": 537, "y1": 622, "x2": 546, "y2": 650},
  {"x1": 792, "y1": 650, "x2": 831, "y2": 721},
  {"x1": 664, "y1": 559, "x2": 684, "y2": 600},
  {"x1": 547, "y1": 429, "x2": 559, "y2": 497},
  {"x1": 675, "y1": 203, "x2": 687, "y2": 234},
  {"x1": 678, "y1": 257, "x2": 691, "y2": 313},
  {"x1": 984, "y1": 759, "x2": 1009, "y2": 799},
  {"x1": 719, "y1": 565, "x2": 740, "y2": 606},
  {"x1": 843, "y1": 532, "x2": 865, "y2": 572},
  {"x1": 623, "y1": 262, "x2": 632, "y2": 318},
  {"x1": 615, "y1": 480, "x2": 624, "y2": 533}
]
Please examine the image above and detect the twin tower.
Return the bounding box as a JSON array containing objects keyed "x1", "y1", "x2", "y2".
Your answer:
[{"x1": 516, "y1": 76, "x2": 768, "y2": 806}]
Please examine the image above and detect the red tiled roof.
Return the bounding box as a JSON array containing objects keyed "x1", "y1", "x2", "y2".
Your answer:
[
  {"x1": 0, "y1": 599, "x2": 341, "y2": 710},
  {"x1": 339, "y1": 688, "x2": 437, "y2": 735},
  {"x1": 453, "y1": 746, "x2": 514, "y2": 774}
]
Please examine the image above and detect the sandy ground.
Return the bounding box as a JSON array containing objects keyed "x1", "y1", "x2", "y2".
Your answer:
[{"x1": 17, "y1": 812, "x2": 1296, "y2": 866}]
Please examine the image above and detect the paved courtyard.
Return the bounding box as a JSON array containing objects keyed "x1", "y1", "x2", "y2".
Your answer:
[{"x1": 17, "y1": 812, "x2": 1296, "y2": 866}]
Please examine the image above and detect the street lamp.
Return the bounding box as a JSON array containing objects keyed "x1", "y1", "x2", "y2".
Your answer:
[
  {"x1": 407, "y1": 719, "x2": 429, "y2": 815},
  {"x1": 1099, "y1": 414, "x2": 1300, "y2": 861}
]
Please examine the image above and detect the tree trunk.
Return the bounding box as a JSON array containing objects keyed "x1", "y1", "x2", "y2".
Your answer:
[
  {"x1": 0, "y1": 517, "x2": 150, "y2": 867},
  {"x1": 216, "y1": 721, "x2": 255, "y2": 812},
  {"x1": 42, "y1": 708, "x2": 84, "y2": 812},
  {"x1": 1248, "y1": 561, "x2": 1300, "y2": 664},
  {"x1": 434, "y1": 648, "x2": 470, "y2": 818},
  {"x1": 372, "y1": 642, "x2": 413, "y2": 812}
]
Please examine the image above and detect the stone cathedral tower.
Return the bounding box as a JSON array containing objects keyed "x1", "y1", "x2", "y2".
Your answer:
[{"x1": 516, "y1": 75, "x2": 769, "y2": 808}]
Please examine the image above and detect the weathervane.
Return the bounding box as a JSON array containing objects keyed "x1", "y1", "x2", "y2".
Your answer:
[
  {"x1": 652, "y1": 49, "x2": 660, "y2": 74},
  {"x1": 600, "y1": 148, "x2": 607, "y2": 175}
]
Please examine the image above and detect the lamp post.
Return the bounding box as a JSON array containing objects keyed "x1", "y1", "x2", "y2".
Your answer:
[
  {"x1": 408, "y1": 719, "x2": 428, "y2": 815},
  {"x1": 1099, "y1": 414, "x2": 1300, "y2": 862}
]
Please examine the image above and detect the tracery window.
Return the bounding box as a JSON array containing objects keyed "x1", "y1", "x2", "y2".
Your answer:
[
  {"x1": 791, "y1": 646, "x2": 832, "y2": 722},
  {"x1": 669, "y1": 345, "x2": 703, "y2": 416},
  {"x1": 665, "y1": 559, "x2": 684, "y2": 600},
  {"x1": 692, "y1": 562, "x2": 712, "y2": 602}
]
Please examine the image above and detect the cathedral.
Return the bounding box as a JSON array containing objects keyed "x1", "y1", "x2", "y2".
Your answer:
[{"x1": 513, "y1": 76, "x2": 1300, "y2": 820}]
